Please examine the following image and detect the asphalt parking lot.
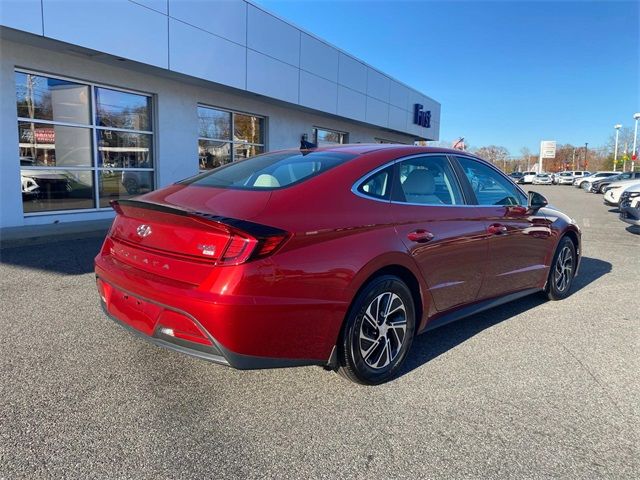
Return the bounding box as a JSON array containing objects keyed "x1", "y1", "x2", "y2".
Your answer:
[{"x1": 1, "y1": 186, "x2": 638, "y2": 479}]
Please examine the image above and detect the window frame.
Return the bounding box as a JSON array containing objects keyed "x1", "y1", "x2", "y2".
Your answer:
[
  {"x1": 351, "y1": 153, "x2": 470, "y2": 207},
  {"x1": 15, "y1": 68, "x2": 155, "y2": 216},
  {"x1": 449, "y1": 154, "x2": 528, "y2": 207},
  {"x1": 197, "y1": 104, "x2": 266, "y2": 171}
]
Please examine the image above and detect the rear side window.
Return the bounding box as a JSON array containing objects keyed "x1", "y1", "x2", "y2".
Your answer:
[
  {"x1": 180, "y1": 150, "x2": 356, "y2": 190},
  {"x1": 357, "y1": 166, "x2": 393, "y2": 200},
  {"x1": 455, "y1": 156, "x2": 526, "y2": 206},
  {"x1": 392, "y1": 155, "x2": 463, "y2": 205}
]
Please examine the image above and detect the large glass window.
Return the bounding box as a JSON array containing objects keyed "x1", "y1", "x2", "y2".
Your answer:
[
  {"x1": 455, "y1": 156, "x2": 526, "y2": 206},
  {"x1": 15, "y1": 71, "x2": 154, "y2": 214},
  {"x1": 313, "y1": 127, "x2": 347, "y2": 147},
  {"x1": 197, "y1": 106, "x2": 264, "y2": 171}
]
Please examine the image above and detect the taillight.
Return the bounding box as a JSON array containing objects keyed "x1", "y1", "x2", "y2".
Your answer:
[
  {"x1": 218, "y1": 234, "x2": 257, "y2": 265},
  {"x1": 217, "y1": 231, "x2": 289, "y2": 265},
  {"x1": 253, "y1": 234, "x2": 289, "y2": 259}
]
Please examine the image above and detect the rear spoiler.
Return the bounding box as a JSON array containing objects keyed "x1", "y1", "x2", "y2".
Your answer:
[{"x1": 110, "y1": 199, "x2": 287, "y2": 238}]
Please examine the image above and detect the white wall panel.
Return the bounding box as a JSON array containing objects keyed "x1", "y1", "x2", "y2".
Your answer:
[
  {"x1": 0, "y1": 0, "x2": 43, "y2": 35},
  {"x1": 168, "y1": 0, "x2": 246, "y2": 46},
  {"x1": 300, "y1": 34, "x2": 338, "y2": 82},
  {"x1": 42, "y1": 0, "x2": 168, "y2": 68},
  {"x1": 388, "y1": 105, "x2": 407, "y2": 132},
  {"x1": 338, "y1": 54, "x2": 367, "y2": 93},
  {"x1": 336, "y1": 86, "x2": 366, "y2": 122},
  {"x1": 130, "y1": 0, "x2": 168, "y2": 14},
  {"x1": 389, "y1": 81, "x2": 409, "y2": 110},
  {"x1": 169, "y1": 19, "x2": 246, "y2": 90},
  {"x1": 246, "y1": 50, "x2": 298, "y2": 104},
  {"x1": 247, "y1": 5, "x2": 300, "y2": 67},
  {"x1": 366, "y1": 68, "x2": 390, "y2": 102},
  {"x1": 366, "y1": 97, "x2": 388, "y2": 127},
  {"x1": 299, "y1": 71, "x2": 337, "y2": 114}
]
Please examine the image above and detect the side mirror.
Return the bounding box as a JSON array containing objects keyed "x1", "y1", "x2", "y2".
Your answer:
[{"x1": 528, "y1": 191, "x2": 548, "y2": 211}]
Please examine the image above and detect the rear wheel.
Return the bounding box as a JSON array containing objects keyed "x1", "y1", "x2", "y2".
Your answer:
[
  {"x1": 545, "y1": 237, "x2": 576, "y2": 300},
  {"x1": 337, "y1": 275, "x2": 416, "y2": 385}
]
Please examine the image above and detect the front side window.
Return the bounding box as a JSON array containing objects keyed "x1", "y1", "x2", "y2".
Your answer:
[
  {"x1": 314, "y1": 127, "x2": 347, "y2": 147},
  {"x1": 198, "y1": 106, "x2": 264, "y2": 171},
  {"x1": 182, "y1": 150, "x2": 355, "y2": 190},
  {"x1": 15, "y1": 71, "x2": 154, "y2": 213},
  {"x1": 456, "y1": 156, "x2": 526, "y2": 206},
  {"x1": 392, "y1": 155, "x2": 463, "y2": 206}
]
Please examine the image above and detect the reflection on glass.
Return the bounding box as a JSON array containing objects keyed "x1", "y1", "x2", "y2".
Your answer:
[
  {"x1": 18, "y1": 122, "x2": 93, "y2": 167},
  {"x1": 15, "y1": 72, "x2": 91, "y2": 124},
  {"x1": 99, "y1": 170, "x2": 154, "y2": 207},
  {"x1": 234, "y1": 114, "x2": 264, "y2": 144},
  {"x1": 95, "y1": 87, "x2": 151, "y2": 131},
  {"x1": 198, "y1": 107, "x2": 231, "y2": 140},
  {"x1": 315, "y1": 128, "x2": 345, "y2": 146},
  {"x1": 97, "y1": 130, "x2": 152, "y2": 168},
  {"x1": 21, "y1": 169, "x2": 94, "y2": 213},
  {"x1": 233, "y1": 144, "x2": 264, "y2": 161},
  {"x1": 199, "y1": 140, "x2": 231, "y2": 170}
]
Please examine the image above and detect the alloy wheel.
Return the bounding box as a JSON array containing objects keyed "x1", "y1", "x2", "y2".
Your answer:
[
  {"x1": 553, "y1": 245, "x2": 574, "y2": 292},
  {"x1": 358, "y1": 292, "x2": 407, "y2": 370}
]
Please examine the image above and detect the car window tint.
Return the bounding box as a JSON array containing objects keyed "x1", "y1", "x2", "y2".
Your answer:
[
  {"x1": 456, "y1": 156, "x2": 526, "y2": 206},
  {"x1": 357, "y1": 166, "x2": 393, "y2": 200},
  {"x1": 392, "y1": 155, "x2": 463, "y2": 205}
]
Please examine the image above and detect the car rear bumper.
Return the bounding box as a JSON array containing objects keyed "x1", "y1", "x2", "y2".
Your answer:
[{"x1": 97, "y1": 276, "x2": 331, "y2": 370}]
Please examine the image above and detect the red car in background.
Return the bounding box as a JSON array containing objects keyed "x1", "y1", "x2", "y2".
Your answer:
[{"x1": 95, "y1": 145, "x2": 581, "y2": 384}]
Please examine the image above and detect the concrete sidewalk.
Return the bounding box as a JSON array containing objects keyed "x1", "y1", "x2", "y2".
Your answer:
[{"x1": 0, "y1": 219, "x2": 112, "y2": 249}]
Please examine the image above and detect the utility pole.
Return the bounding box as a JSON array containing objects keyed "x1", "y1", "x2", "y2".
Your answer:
[{"x1": 584, "y1": 143, "x2": 588, "y2": 170}]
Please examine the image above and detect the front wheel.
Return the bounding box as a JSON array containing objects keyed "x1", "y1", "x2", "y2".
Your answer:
[
  {"x1": 599, "y1": 185, "x2": 607, "y2": 194},
  {"x1": 337, "y1": 275, "x2": 416, "y2": 385},
  {"x1": 545, "y1": 237, "x2": 577, "y2": 300}
]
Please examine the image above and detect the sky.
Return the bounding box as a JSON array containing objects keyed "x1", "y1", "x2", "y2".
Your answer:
[{"x1": 254, "y1": 0, "x2": 639, "y2": 155}]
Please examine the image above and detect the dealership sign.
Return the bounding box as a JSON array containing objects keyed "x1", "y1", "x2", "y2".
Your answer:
[
  {"x1": 413, "y1": 104, "x2": 431, "y2": 128},
  {"x1": 540, "y1": 140, "x2": 556, "y2": 159}
]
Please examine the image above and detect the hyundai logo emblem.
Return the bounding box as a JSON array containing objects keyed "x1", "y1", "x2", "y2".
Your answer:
[{"x1": 136, "y1": 224, "x2": 152, "y2": 238}]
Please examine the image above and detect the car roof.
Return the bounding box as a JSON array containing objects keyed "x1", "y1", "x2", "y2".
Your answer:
[{"x1": 301, "y1": 143, "x2": 483, "y2": 158}]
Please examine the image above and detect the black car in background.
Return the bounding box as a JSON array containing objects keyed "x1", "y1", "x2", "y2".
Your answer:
[{"x1": 590, "y1": 172, "x2": 640, "y2": 193}]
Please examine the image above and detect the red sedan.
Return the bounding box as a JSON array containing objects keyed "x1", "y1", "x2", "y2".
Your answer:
[{"x1": 95, "y1": 145, "x2": 581, "y2": 384}]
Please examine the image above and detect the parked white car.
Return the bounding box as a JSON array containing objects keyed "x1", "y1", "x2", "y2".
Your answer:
[
  {"x1": 532, "y1": 173, "x2": 553, "y2": 185},
  {"x1": 604, "y1": 179, "x2": 640, "y2": 206},
  {"x1": 574, "y1": 171, "x2": 617, "y2": 189},
  {"x1": 557, "y1": 170, "x2": 590, "y2": 185},
  {"x1": 518, "y1": 171, "x2": 537, "y2": 184},
  {"x1": 619, "y1": 183, "x2": 640, "y2": 226}
]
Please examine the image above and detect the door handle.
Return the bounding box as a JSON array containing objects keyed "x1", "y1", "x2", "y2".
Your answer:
[
  {"x1": 487, "y1": 223, "x2": 508, "y2": 235},
  {"x1": 407, "y1": 229, "x2": 434, "y2": 243}
]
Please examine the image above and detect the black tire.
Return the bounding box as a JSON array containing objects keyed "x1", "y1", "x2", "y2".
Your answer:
[
  {"x1": 545, "y1": 237, "x2": 577, "y2": 301},
  {"x1": 337, "y1": 275, "x2": 416, "y2": 385},
  {"x1": 599, "y1": 184, "x2": 607, "y2": 194}
]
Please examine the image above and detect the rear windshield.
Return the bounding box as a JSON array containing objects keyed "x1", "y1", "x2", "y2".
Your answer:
[{"x1": 180, "y1": 150, "x2": 357, "y2": 190}]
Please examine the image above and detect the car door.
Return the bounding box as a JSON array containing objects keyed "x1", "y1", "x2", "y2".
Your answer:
[
  {"x1": 389, "y1": 154, "x2": 488, "y2": 314},
  {"x1": 452, "y1": 155, "x2": 553, "y2": 299}
]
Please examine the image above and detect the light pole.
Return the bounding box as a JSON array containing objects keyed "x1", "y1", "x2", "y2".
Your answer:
[
  {"x1": 614, "y1": 124, "x2": 622, "y2": 171},
  {"x1": 633, "y1": 113, "x2": 640, "y2": 172},
  {"x1": 584, "y1": 143, "x2": 588, "y2": 170}
]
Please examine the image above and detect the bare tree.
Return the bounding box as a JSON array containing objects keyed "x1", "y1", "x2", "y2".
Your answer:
[{"x1": 473, "y1": 145, "x2": 510, "y2": 171}]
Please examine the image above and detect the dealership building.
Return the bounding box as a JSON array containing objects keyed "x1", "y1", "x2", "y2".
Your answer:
[{"x1": 0, "y1": 0, "x2": 440, "y2": 230}]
